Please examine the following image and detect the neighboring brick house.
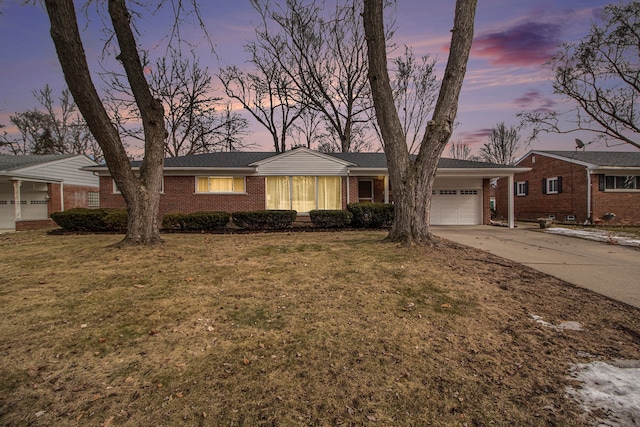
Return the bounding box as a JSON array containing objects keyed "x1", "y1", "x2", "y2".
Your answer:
[
  {"x1": 0, "y1": 154, "x2": 99, "y2": 230},
  {"x1": 88, "y1": 148, "x2": 528, "y2": 226},
  {"x1": 496, "y1": 150, "x2": 640, "y2": 225}
]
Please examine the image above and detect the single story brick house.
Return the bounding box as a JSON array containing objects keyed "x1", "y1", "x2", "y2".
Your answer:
[
  {"x1": 0, "y1": 154, "x2": 99, "y2": 230},
  {"x1": 88, "y1": 148, "x2": 528, "y2": 226},
  {"x1": 495, "y1": 150, "x2": 640, "y2": 225}
]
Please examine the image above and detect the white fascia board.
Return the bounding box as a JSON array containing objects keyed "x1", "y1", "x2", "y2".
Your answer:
[
  {"x1": 0, "y1": 172, "x2": 63, "y2": 183},
  {"x1": 589, "y1": 166, "x2": 640, "y2": 173},
  {"x1": 347, "y1": 168, "x2": 388, "y2": 176},
  {"x1": 436, "y1": 167, "x2": 531, "y2": 178},
  {"x1": 164, "y1": 167, "x2": 259, "y2": 176}
]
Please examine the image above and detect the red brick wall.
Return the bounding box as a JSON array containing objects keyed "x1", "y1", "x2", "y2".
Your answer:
[
  {"x1": 497, "y1": 153, "x2": 590, "y2": 223},
  {"x1": 591, "y1": 176, "x2": 640, "y2": 225},
  {"x1": 100, "y1": 175, "x2": 267, "y2": 216},
  {"x1": 48, "y1": 183, "x2": 99, "y2": 216}
]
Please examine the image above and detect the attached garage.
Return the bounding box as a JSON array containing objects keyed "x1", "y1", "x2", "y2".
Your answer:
[{"x1": 430, "y1": 178, "x2": 483, "y2": 225}]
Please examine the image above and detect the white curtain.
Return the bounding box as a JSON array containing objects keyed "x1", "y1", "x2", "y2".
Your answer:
[
  {"x1": 292, "y1": 176, "x2": 316, "y2": 213},
  {"x1": 317, "y1": 177, "x2": 341, "y2": 210},
  {"x1": 266, "y1": 176, "x2": 290, "y2": 210}
]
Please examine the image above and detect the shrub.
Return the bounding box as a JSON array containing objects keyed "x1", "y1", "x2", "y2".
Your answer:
[
  {"x1": 347, "y1": 203, "x2": 394, "y2": 228},
  {"x1": 162, "y1": 211, "x2": 230, "y2": 231},
  {"x1": 309, "y1": 210, "x2": 353, "y2": 228},
  {"x1": 232, "y1": 210, "x2": 297, "y2": 230},
  {"x1": 51, "y1": 208, "x2": 128, "y2": 232}
]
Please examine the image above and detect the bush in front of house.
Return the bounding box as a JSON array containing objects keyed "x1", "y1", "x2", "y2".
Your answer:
[
  {"x1": 309, "y1": 210, "x2": 353, "y2": 228},
  {"x1": 347, "y1": 203, "x2": 394, "y2": 228},
  {"x1": 232, "y1": 210, "x2": 297, "y2": 230},
  {"x1": 162, "y1": 211, "x2": 230, "y2": 231},
  {"x1": 51, "y1": 208, "x2": 128, "y2": 232}
]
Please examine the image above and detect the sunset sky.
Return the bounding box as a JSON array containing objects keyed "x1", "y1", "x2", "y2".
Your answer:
[{"x1": 0, "y1": 0, "x2": 625, "y2": 156}]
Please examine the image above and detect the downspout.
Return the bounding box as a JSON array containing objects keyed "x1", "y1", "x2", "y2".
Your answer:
[
  {"x1": 60, "y1": 181, "x2": 65, "y2": 212},
  {"x1": 507, "y1": 174, "x2": 514, "y2": 228},
  {"x1": 346, "y1": 171, "x2": 350, "y2": 206},
  {"x1": 586, "y1": 169, "x2": 592, "y2": 223}
]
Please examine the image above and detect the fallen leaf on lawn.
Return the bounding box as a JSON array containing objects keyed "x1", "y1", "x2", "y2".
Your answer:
[
  {"x1": 133, "y1": 284, "x2": 145, "y2": 288},
  {"x1": 102, "y1": 416, "x2": 114, "y2": 427},
  {"x1": 441, "y1": 303, "x2": 452, "y2": 308},
  {"x1": 98, "y1": 337, "x2": 107, "y2": 343},
  {"x1": 175, "y1": 392, "x2": 184, "y2": 398},
  {"x1": 185, "y1": 277, "x2": 194, "y2": 282},
  {"x1": 156, "y1": 383, "x2": 163, "y2": 389},
  {"x1": 243, "y1": 357, "x2": 250, "y2": 365}
]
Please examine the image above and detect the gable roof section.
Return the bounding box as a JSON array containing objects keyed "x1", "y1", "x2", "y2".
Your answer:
[{"x1": 525, "y1": 151, "x2": 640, "y2": 169}]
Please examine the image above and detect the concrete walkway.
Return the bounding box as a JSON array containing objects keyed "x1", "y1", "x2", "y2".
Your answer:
[{"x1": 433, "y1": 224, "x2": 640, "y2": 309}]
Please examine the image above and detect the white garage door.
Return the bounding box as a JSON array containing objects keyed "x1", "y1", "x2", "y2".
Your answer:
[
  {"x1": 430, "y1": 189, "x2": 481, "y2": 225},
  {"x1": 0, "y1": 193, "x2": 13, "y2": 228}
]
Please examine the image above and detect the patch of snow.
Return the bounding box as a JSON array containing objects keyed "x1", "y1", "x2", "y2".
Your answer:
[
  {"x1": 544, "y1": 228, "x2": 640, "y2": 247},
  {"x1": 529, "y1": 313, "x2": 583, "y2": 331},
  {"x1": 567, "y1": 361, "x2": 640, "y2": 426}
]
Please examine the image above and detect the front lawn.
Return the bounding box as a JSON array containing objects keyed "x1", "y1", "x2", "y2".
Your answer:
[{"x1": 1, "y1": 230, "x2": 639, "y2": 426}]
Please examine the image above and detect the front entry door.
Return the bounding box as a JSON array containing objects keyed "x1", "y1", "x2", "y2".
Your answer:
[{"x1": 358, "y1": 180, "x2": 373, "y2": 203}]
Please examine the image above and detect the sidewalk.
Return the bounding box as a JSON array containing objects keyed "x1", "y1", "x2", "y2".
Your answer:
[{"x1": 433, "y1": 224, "x2": 640, "y2": 309}]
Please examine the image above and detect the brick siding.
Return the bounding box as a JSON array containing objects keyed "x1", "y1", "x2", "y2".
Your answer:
[
  {"x1": 48, "y1": 183, "x2": 99, "y2": 217},
  {"x1": 496, "y1": 153, "x2": 640, "y2": 225}
]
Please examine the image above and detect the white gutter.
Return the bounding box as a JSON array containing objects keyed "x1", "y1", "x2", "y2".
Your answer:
[
  {"x1": 507, "y1": 174, "x2": 514, "y2": 228},
  {"x1": 586, "y1": 170, "x2": 592, "y2": 222}
]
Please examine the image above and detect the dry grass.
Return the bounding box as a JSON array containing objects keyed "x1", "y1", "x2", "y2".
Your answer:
[{"x1": 1, "y1": 230, "x2": 640, "y2": 426}]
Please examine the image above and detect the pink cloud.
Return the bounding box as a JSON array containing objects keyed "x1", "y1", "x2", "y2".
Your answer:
[
  {"x1": 514, "y1": 90, "x2": 556, "y2": 112},
  {"x1": 473, "y1": 21, "x2": 562, "y2": 66}
]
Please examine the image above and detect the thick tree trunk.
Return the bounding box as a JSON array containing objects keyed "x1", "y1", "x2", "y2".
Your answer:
[
  {"x1": 364, "y1": 0, "x2": 477, "y2": 246},
  {"x1": 44, "y1": 0, "x2": 164, "y2": 246}
]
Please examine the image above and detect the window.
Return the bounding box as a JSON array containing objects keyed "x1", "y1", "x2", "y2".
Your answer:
[
  {"x1": 604, "y1": 175, "x2": 640, "y2": 190},
  {"x1": 88, "y1": 191, "x2": 100, "y2": 207},
  {"x1": 515, "y1": 181, "x2": 528, "y2": 196},
  {"x1": 113, "y1": 178, "x2": 164, "y2": 193},
  {"x1": 460, "y1": 190, "x2": 478, "y2": 195},
  {"x1": 265, "y1": 176, "x2": 341, "y2": 212},
  {"x1": 542, "y1": 177, "x2": 562, "y2": 194},
  {"x1": 439, "y1": 190, "x2": 457, "y2": 195},
  {"x1": 196, "y1": 177, "x2": 245, "y2": 193}
]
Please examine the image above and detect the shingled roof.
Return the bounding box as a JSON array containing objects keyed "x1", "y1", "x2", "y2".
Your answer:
[
  {"x1": 534, "y1": 151, "x2": 640, "y2": 168},
  {"x1": 143, "y1": 151, "x2": 516, "y2": 169}
]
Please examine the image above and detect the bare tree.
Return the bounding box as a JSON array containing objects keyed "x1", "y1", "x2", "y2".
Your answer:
[
  {"x1": 219, "y1": 37, "x2": 304, "y2": 152},
  {"x1": 251, "y1": 0, "x2": 373, "y2": 152},
  {"x1": 44, "y1": 0, "x2": 168, "y2": 246},
  {"x1": 1, "y1": 85, "x2": 102, "y2": 160},
  {"x1": 289, "y1": 107, "x2": 328, "y2": 149},
  {"x1": 106, "y1": 51, "x2": 249, "y2": 157},
  {"x1": 392, "y1": 46, "x2": 439, "y2": 154},
  {"x1": 479, "y1": 122, "x2": 521, "y2": 165},
  {"x1": 448, "y1": 140, "x2": 474, "y2": 160},
  {"x1": 519, "y1": 1, "x2": 640, "y2": 149},
  {"x1": 364, "y1": 0, "x2": 477, "y2": 246}
]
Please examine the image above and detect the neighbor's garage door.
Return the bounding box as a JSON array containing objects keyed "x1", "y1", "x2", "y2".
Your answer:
[
  {"x1": 430, "y1": 188, "x2": 481, "y2": 225},
  {"x1": 0, "y1": 193, "x2": 13, "y2": 228}
]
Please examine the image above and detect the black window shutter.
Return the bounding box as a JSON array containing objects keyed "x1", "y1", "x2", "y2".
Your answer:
[
  {"x1": 542, "y1": 178, "x2": 547, "y2": 194},
  {"x1": 524, "y1": 181, "x2": 529, "y2": 195},
  {"x1": 557, "y1": 176, "x2": 563, "y2": 193},
  {"x1": 513, "y1": 181, "x2": 517, "y2": 195},
  {"x1": 599, "y1": 175, "x2": 605, "y2": 191}
]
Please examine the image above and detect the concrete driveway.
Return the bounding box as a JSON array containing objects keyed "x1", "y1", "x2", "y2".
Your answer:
[{"x1": 433, "y1": 224, "x2": 640, "y2": 309}]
